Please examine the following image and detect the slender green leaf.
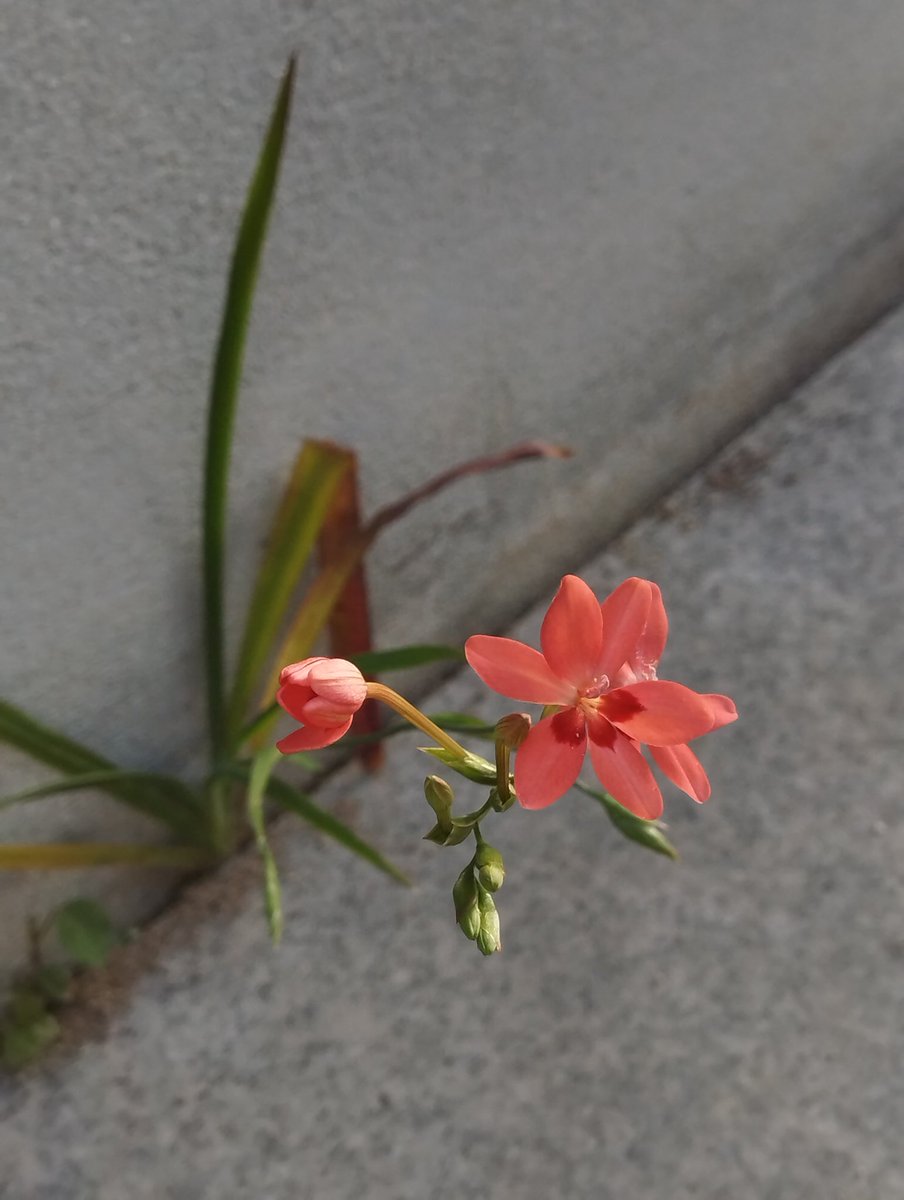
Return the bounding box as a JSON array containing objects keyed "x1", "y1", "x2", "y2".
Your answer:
[
  {"x1": 257, "y1": 527, "x2": 374, "y2": 732},
  {"x1": 349, "y1": 644, "x2": 465, "y2": 674},
  {"x1": 54, "y1": 899, "x2": 123, "y2": 967},
  {"x1": 0, "y1": 768, "x2": 203, "y2": 837},
  {"x1": 574, "y1": 781, "x2": 678, "y2": 860},
  {"x1": 0, "y1": 843, "x2": 213, "y2": 870},
  {"x1": 257, "y1": 443, "x2": 570, "y2": 732},
  {"x1": 237, "y1": 703, "x2": 280, "y2": 746},
  {"x1": 228, "y1": 441, "x2": 351, "y2": 745},
  {"x1": 0, "y1": 697, "x2": 109, "y2": 774},
  {"x1": 315, "y1": 446, "x2": 384, "y2": 771},
  {"x1": 423, "y1": 712, "x2": 497, "y2": 738},
  {"x1": 264, "y1": 774, "x2": 411, "y2": 886},
  {"x1": 246, "y1": 745, "x2": 284, "y2": 942},
  {"x1": 202, "y1": 56, "x2": 296, "y2": 758},
  {"x1": 344, "y1": 712, "x2": 496, "y2": 748},
  {"x1": 0, "y1": 701, "x2": 204, "y2": 837}
]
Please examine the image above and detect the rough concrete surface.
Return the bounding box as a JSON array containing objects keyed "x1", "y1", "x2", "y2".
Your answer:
[
  {"x1": 5, "y1": 1, "x2": 904, "y2": 957},
  {"x1": 2, "y1": 292, "x2": 903, "y2": 1198}
]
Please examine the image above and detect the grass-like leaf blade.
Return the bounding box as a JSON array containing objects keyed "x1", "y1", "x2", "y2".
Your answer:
[
  {"x1": 0, "y1": 767, "x2": 203, "y2": 835},
  {"x1": 315, "y1": 452, "x2": 385, "y2": 769},
  {"x1": 256, "y1": 443, "x2": 570, "y2": 734},
  {"x1": 0, "y1": 698, "x2": 109, "y2": 774},
  {"x1": 0, "y1": 701, "x2": 203, "y2": 837},
  {"x1": 201, "y1": 56, "x2": 296, "y2": 758},
  {"x1": 257, "y1": 527, "x2": 374, "y2": 731},
  {"x1": 228, "y1": 440, "x2": 351, "y2": 746},
  {"x1": 349, "y1": 645, "x2": 465, "y2": 674},
  {"x1": 264, "y1": 774, "x2": 411, "y2": 886}
]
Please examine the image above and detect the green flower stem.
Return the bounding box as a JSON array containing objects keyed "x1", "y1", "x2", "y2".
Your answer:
[{"x1": 464, "y1": 794, "x2": 499, "y2": 829}]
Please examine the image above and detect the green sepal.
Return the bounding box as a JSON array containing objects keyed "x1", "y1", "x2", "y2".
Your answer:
[
  {"x1": 574, "y1": 781, "x2": 678, "y2": 860},
  {"x1": 422, "y1": 823, "x2": 450, "y2": 846},
  {"x1": 424, "y1": 808, "x2": 484, "y2": 848},
  {"x1": 452, "y1": 865, "x2": 480, "y2": 940},
  {"x1": 492, "y1": 787, "x2": 517, "y2": 813},
  {"x1": 475, "y1": 841, "x2": 505, "y2": 892},
  {"x1": 420, "y1": 746, "x2": 497, "y2": 785},
  {"x1": 476, "y1": 883, "x2": 502, "y2": 956}
]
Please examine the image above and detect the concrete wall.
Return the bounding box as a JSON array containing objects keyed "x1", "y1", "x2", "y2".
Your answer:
[{"x1": 4, "y1": 0, "x2": 904, "y2": 969}]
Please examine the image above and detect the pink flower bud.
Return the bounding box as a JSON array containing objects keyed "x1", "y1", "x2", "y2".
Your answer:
[{"x1": 276, "y1": 657, "x2": 367, "y2": 754}]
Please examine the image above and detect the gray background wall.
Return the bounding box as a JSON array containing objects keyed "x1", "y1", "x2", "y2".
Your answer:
[{"x1": 3, "y1": 0, "x2": 904, "y2": 969}]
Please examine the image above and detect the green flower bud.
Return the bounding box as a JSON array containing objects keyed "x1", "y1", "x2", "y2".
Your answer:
[
  {"x1": 452, "y1": 865, "x2": 480, "y2": 940},
  {"x1": 424, "y1": 775, "x2": 454, "y2": 830},
  {"x1": 476, "y1": 884, "x2": 502, "y2": 956},
  {"x1": 474, "y1": 841, "x2": 505, "y2": 892}
]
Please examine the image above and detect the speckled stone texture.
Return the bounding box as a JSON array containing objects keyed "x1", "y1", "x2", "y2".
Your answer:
[{"x1": 2, "y1": 301, "x2": 903, "y2": 1196}]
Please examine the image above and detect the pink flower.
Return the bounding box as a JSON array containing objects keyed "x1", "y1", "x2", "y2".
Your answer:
[
  {"x1": 276, "y1": 657, "x2": 367, "y2": 754},
  {"x1": 465, "y1": 575, "x2": 737, "y2": 818}
]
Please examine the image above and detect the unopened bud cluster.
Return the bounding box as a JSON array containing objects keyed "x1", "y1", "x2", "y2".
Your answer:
[{"x1": 450, "y1": 838, "x2": 505, "y2": 956}]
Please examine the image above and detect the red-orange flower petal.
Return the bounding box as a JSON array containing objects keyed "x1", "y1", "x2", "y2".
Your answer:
[
  {"x1": 305, "y1": 657, "x2": 367, "y2": 709},
  {"x1": 598, "y1": 577, "x2": 653, "y2": 680},
  {"x1": 464, "y1": 636, "x2": 574, "y2": 705},
  {"x1": 513, "y1": 709, "x2": 587, "y2": 809},
  {"x1": 276, "y1": 681, "x2": 316, "y2": 722},
  {"x1": 651, "y1": 743, "x2": 711, "y2": 803},
  {"x1": 701, "y1": 693, "x2": 739, "y2": 730},
  {"x1": 540, "y1": 574, "x2": 604, "y2": 688},
  {"x1": 601, "y1": 680, "x2": 716, "y2": 745},
  {"x1": 635, "y1": 581, "x2": 668, "y2": 671},
  {"x1": 586, "y1": 717, "x2": 663, "y2": 819},
  {"x1": 298, "y1": 695, "x2": 360, "y2": 728},
  {"x1": 279, "y1": 657, "x2": 328, "y2": 687},
  {"x1": 276, "y1": 717, "x2": 354, "y2": 754}
]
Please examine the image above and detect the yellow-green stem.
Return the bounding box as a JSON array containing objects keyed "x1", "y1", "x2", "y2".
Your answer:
[
  {"x1": 494, "y1": 739, "x2": 511, "y2": 802},
  {"x1": 365, "y1": 682, "x2": 470, "y2": 758}
]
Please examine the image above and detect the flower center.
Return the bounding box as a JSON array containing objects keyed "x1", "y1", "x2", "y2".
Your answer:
[{"x1": 578, "y1": 674, "x2": 611, "y2": 714}]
